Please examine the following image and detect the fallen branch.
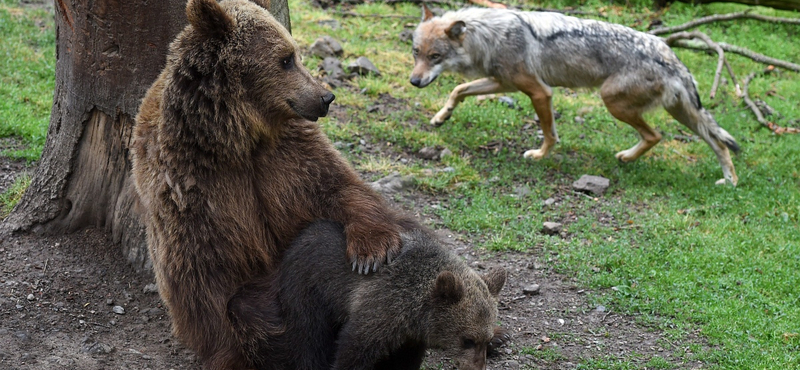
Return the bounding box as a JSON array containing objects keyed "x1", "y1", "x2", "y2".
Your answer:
[
  {"x1": 669, "y1": 39, "x2": 800, "y2": 73},
  {"x1": 468, "y1": 0, "x2": 506, "y2": 8},
  {"x1": 664, "y1": 31, "x2": 727, "y2": 99},
  {"x1": 742, "y1": 66, "x2": 800, "y2": 135},
  {"x1": 650, "y1": 10, "x2": 800, "y2": 36}
]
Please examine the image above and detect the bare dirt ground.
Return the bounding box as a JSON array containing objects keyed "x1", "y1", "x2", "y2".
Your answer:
[{"x1": 0, "y1": 138, "x2": 707, "y2": 370}]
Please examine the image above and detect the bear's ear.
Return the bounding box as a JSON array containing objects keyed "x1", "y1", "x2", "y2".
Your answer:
[
  {"x1": 421, "y1": 3, "x2": 434, "y2": 22},
  {"x1": 187, "y1": 0, "x2": 235, "y2": 40},
  {"x1": 481, "y1": 267, "x2": 507, "y2": 298},
  {"x1": 433, "y1": 271, "x2": 465, "y2": 304},
  {"x1": 445, "y1": 21, "x2": 466, "y2": 40}
]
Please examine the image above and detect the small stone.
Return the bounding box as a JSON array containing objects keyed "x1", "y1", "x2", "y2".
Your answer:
[
  {"x1": 347, "y1": 56, "x2": 381, "y2": 77},
  {"x1": 497, "y1": 96, "x2": 516, "y2": 108},
  {"x1": 26, "y1": 294, "x2": 35, "y2": 301},
  {"x1": 309, "y1": 36, "x2": 343, "y2": 59},
  {"x1": 142, "y1": 283, "x2": 158, "y2": 294},
  {"x1": 439, "y1": 148, "x2": 453, "y2": 159},
  {"x1": 105, "y1": 299, "x2": 114, "y2": 306},
  {"x1": 522, "y1": 284, "x2": 540, "y2": 295},
  {"x1": 418, "y1": 146, "x2": 440, "y2": 160},
  {"x1": 398, "y1": 30, "x2": 413, "y2": 44},
  {"x1": 544, "y1": 198, "x2": 556, "y2": 206},
  {"x1": 572, "y1": 174, "x2": 610, "y2": 196},
  {"x1": 441, "y1": 167, "x2": 455, "y2": 173},
  {"x1": 321, "y1": 57, "x2": 345, "y2": 80},
  {"x1": 514, "y1": 185, "x2": 531, "y2": 198},
  {"x1": 574, "y1": 116, "x2": 585, "y2": 124},
  {"x1": 595, "y1": 305, "x2": 607, "y2": 312},
  {"x1": 542, "y1": 222, "x2": 562, "y2": 235},
  {"x1": 112, "y1": 306, "x2": 126, "y2": 315},
  {"x1": 370, "y1": 172, "x2": 415, "y2": 194}
]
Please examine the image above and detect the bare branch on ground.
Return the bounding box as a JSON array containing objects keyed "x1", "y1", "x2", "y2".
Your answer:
[
  {"x1": 742, "y1": 66, "x2": 800, "y2": 135},
  {"x1": 650, "y1": 10, "x2": 800, "y2": 36}
]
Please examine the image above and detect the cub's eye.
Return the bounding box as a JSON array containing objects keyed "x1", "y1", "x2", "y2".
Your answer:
[
  {"x1": 281, "y1": 54, "x2": 295, "y2": 70},
  {"x1": 428, "y1": 53, "x2": 441, "y2": 61},
  {"x1": 462, "y1": 338, "x2": 476, "y2": 349}
]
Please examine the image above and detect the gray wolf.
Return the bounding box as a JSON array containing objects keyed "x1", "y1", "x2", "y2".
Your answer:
[
  {"x1": 410, "y1": 5, "x2": 739, "y2": 186},
  {"x1": 130, "y1": 0, "x2": 419, "y2": 368},
  {"x1": 228, "y1": 220, "x2": 508, "y2": 370}
]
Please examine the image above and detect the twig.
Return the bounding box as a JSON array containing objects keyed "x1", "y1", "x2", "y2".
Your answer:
[
  {"x1": 331, "y1": 10, "x2": 418, "y2": 19},
  {"x1": 723, "y1": 59, "x2": 742, "y2": 97},
  {"x1": 43, "y1": 258, "x2": 48, "y2": 273},
  {"x1": 742, "y1": 67, "x2": 800, "y2": 135},
  {"x1": 649, "y1": 10, "x2": 800, "y2": 36},
  {"x1": 664, "y1": 31, "x2": 725, "y2": 99},
  {"x1": 670, "y1": 39, "x2": 800, "y2": 73}
]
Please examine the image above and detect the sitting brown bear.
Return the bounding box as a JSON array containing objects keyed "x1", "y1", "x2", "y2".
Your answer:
[
  {"x1": 228, "y1": 220, "x2": 508, "y2": 370},
  {"x1": 130, "y1": 0, "x2": 416, "y2": 368}
]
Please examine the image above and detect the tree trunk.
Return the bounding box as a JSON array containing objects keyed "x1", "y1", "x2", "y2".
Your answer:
[
  {"x1": 667, "y1": 0, "x2": 800, "y2": 11},
  {"x1": 1, "y1": 0, "x2": 291, "y2": 271}
]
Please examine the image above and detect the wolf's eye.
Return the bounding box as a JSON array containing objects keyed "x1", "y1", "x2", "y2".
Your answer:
[
  {"x1": 412, "y1": 48, "x2": 420, "y2": 57},
  {"x1": 281, "y1": 54, "x2": 295, "y2": 70},
  {"x1": 462, "y1": 338, "x2": 476, "y2": 349},
  {"x1": 429, "y1": 53, "x2": 441, "y2": 61}
]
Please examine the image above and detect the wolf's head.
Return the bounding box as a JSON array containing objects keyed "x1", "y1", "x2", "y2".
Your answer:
[{"x1": 409, "y1": 4, "x2": 467, "y2": 88}]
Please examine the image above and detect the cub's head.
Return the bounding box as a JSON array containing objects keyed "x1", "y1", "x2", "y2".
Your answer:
[
  {"x1": 175, "y1": 0, "x2": 334, "y2": 133},
  {"x1": 409, "y1": 4, "x2": 466, "y2": 88},
  {"x1": 430, "y1": 267, "x2": 507, "y2": 370}
]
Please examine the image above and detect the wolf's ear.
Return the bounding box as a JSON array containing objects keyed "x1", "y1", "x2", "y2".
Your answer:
[
  {"x1": 421, "y1": 3, "x2": 435, "y2": 22},
  {"x1": 445, "y1": 20, "x2": 466, "y2": 40},
  {"x1": 187, "y1": 0, "x2": 235, "y2": 40},
  {"x1": 481, "y1": 268, "x2": 507, "y2": 298},
  {"x1": 433, "y1": 271, "x2": 465, "y2": 304}
]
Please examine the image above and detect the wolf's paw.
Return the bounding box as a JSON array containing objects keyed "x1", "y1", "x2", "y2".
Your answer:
[
  {"x1": 614, "y1": 149, "x2": 639, "y2": 163},
  {"x1": 431, "y1": 108, "x2": 453, "y2": 126},
  {"x1": 523, "y1": 148, "x2": 547, "y2": 160},
  {"x1": 346, "y1": 225, "x2": 402, "y2": 275},
  {"x1": 715, "y1": 177, "x2": 737, "y2": 186}
]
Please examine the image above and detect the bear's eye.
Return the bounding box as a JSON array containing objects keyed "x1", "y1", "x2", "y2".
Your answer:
[
  {"x1": 281, "y1": 54, "x2": 295, "y2": 70},
  {"x1": 462, "y1": 338, "x2": 476, "y2": 349}
]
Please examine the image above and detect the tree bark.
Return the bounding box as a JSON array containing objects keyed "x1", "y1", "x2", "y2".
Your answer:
[
  {"x1": 667, "y1": 0, "x2": 800, "y2": 11},
  {"x1": 1, "y1": 0, "x2": 291, "y2": 271}
]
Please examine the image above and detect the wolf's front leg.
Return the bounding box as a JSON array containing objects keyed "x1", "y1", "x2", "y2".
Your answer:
[
  {"x1": 431, "y1": 77, "x2": 512, "y2": 126},
  {"x1": 515, "y1": 76, "x2": 557, "y2": 160}
]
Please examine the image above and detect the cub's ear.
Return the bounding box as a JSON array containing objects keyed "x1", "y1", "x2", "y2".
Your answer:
[
  {"x1": 445, "y1": 20, "x2": 466, "y2": 40},
  {"x1": 187, "y1": 0, "x2": 235, "y2": 39},
  {"x1": 421, "y1": 3, "x2": 434, "y2": 22},
  {"x1": 481, "y1": 267, "x2": 507, "y2": 297},
  {"x1": 433, "y1": 271, "x2": 465, "y2": 304}
]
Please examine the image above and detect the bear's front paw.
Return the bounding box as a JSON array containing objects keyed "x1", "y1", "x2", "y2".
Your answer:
[{"x1": 346, "y1": 226, "x2": 402, "y2": 275}]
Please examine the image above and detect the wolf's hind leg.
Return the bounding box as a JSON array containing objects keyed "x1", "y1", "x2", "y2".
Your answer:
[
  {"x1": 600, "y1": 76, "x2": 662, "y2": 162},
  {"x1": 432, "y1": 77, "x2": 511, "y2": 125}
]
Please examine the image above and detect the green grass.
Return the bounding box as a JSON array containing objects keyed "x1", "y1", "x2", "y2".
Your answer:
[
  {"x1": 0, "y1": 172, "x2": 30, "y2": 218},
  {"x1": 289, "y1": 0, "x2": 800, "y2": 368},
  {"x1": 0, "y1": 0, "x2": 55, "y2": 160},
  {"x1": 2, "y1": 0, "x2": 799, "y2": 368}
]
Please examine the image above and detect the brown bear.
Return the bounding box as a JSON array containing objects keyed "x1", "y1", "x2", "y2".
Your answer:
[
  {"x1": 130, "y1": 0, "x2": 417, "y2": 368},
  {"x1": 228, "y1": 220, "x2": 507, "y2": 370}
]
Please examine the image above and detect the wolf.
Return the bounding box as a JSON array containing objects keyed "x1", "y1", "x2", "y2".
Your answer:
[
  {"x1": 228, "y1": 220, "x2": 507, "y2": 370},
  {"x1": 410, "y1": 5, "x2": 739, "y2": 186}
]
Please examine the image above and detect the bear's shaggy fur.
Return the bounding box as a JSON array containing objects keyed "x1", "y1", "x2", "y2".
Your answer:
[
  {"x1": 228, "y1": 220, "x2": 507, "y2": 370},
  {"x1": 130, "y1": 0, "x2": 416, "y2": 368}
]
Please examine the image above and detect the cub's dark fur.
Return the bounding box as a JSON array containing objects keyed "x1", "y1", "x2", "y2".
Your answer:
[{"x1": 228, "y1": 221, "x2": 507, "y2": 370}]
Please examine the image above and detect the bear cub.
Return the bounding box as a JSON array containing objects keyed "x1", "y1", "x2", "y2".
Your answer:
[{"x1": 228, "y1": 221, "x2": 507, "y2": 370}]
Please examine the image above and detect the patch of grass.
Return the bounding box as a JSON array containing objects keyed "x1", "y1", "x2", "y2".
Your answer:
[
  {"x1": 1, "y1": 173, "x2": 31, "y2": 219},
  {"x1": 519, "y1": 346, "x2": 567, "y2": 362},
  {"x1": 291, "y1": 0, "x2": 800, "y2": 368},
  {"x1": 0, "y1": 1, "x2": 55, "y2": 160}
]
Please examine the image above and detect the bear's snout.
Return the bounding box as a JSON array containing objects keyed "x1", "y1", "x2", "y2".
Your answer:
[{"x1": 320, "y1": 92, "x2": 335, "y2": 117}]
